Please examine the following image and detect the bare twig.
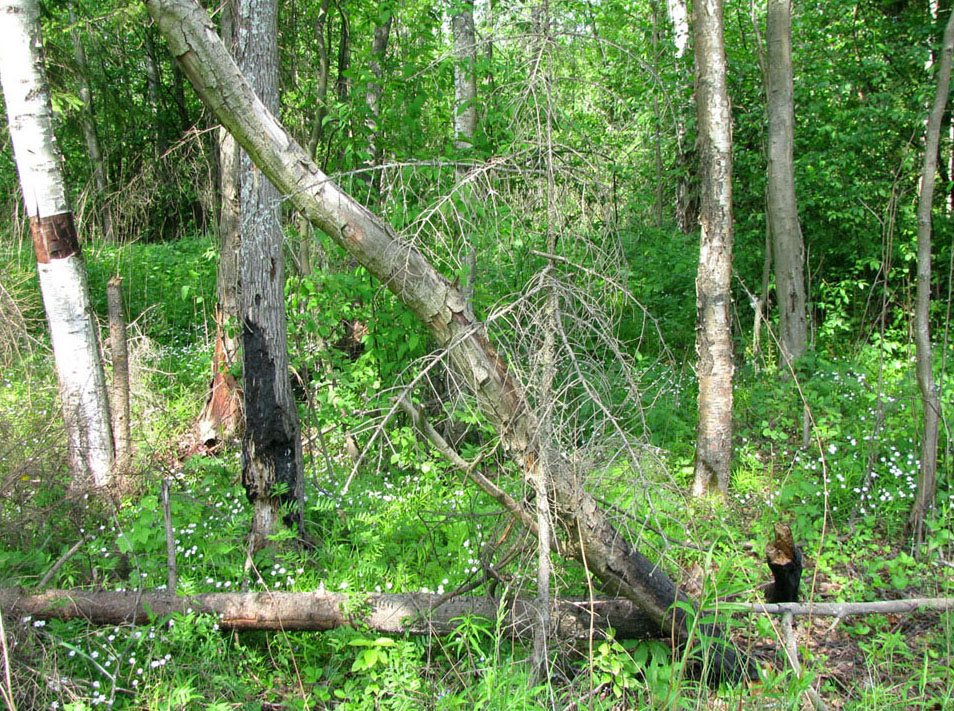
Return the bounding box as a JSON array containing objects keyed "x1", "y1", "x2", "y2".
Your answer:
[
  {"x1": 161, "y1": 478, "x2": 177, "y2": 592},
  {"x1": 37, "y1": 536, "x2": 87, "y2": 588},
  {"x1": 780, "y1": 611, "x2": 828, "y2": 711},
  {"x1": 722, "y1": 597, "x2": 954, "y2": 617},
  {"x1": 0, "y1": 603, "x2": 16, "y2": 711}
]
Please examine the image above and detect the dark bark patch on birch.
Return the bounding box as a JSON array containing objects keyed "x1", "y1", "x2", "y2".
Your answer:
[{"x1": 30, "y1": 212, "x2": 80, "y2": 263}]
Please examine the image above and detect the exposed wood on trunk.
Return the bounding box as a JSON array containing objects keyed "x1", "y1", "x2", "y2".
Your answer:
[
  {"x1": 0, "y1": 0, "x2": 114, "y2": 489},
  {"x1": 144, "y1": 0, "x2": 754, "y2": 680},
  {"x1": 691, "y1": 0, "x2": 735, "y2": 497},
  {"x1": 764, "y1": 523, "x2": 802, "y2": 603},
  {"x1": 909, "y1": 9, "x2": 954, "y2": 543},
  {"x1": 197, "y1": 0, "x2": 243, "y2": 446},
  {"x1": 0, "y1": 588, "x2": 662, "y2": 640}
]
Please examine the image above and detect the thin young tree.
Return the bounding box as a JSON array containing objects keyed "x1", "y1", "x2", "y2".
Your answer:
[
  {"x1": 0, "y1": 0, "x2": 114, "y2": 488},
  {"x1": 691, "y1": 0, "x2": 735, "y2": 496},
  {"x1": 67, "y1": 0, "x2": 112, "y2": 240},
  {"x1": 766, "y1": 0, "x2": 807, "y2": 367},
  {"x1": 236, "y1": 0, "x2": 304, "y2": 551},
  {"x1": 909, "y1": 8, "x2": 954, "y2": 543}
]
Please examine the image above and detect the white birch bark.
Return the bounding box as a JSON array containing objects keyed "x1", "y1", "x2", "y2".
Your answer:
[
  {"x1": 691, "y1": 0, "x2": 735, "y2": 496},
  {"x1": 451, "y1": 0, "x2": 478, "y2": 151},
  {"x1": 0, "y1": 0, "x2": 114, "y2": 488}
]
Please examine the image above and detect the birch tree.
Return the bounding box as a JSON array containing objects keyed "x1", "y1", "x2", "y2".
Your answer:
[
  {"x1": 691, "y1": 0, "x2": 735, "y2": 496},
  {"x1": 0, "y1": 0, "x2": 114, "y2": 488}
]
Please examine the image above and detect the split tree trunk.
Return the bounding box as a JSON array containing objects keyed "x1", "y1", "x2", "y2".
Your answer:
[
  {"x1": 909, "y1": 8, "x2": 954, "y2": 543},
  {"x1": 145, "y1": 0, "x2": 753, "y2": 680},
  {"x1": 691, "y1": 0, "x2": 735, "y2": 497},
  {"x1": 235, "y1": 0, "x2": 303, "y2": 549},
  {"x1": 0, "y1": 0, "x2": 114, "y2": 489},
  {"x1": 766, "y1": 0, "x2": 807, "y2": 368},
  {"x1": 0, "y1": 588, "x2": 660, "y2": 640},
  {"x1": 196, "y1": 0, "x2": 243, "y2": 446}
]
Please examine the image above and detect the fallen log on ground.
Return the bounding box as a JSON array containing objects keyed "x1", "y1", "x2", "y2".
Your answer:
[
  {"x1": 144, "y1": 0, "x2": 754, "y2": 681},
  {"x1": 0, "y1": 588, "x2": 661, "y2": 640}
]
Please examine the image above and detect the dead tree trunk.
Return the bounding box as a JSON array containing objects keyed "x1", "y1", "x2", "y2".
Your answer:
[
  {"x1": 235, "y1": 0, "x2": 303, "y2": 550},
  {"x1": 144, "y1": 0, "x2": 754, "y2": 680}
]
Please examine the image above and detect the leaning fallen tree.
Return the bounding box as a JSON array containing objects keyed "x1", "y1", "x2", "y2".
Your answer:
[
  {"x1": 144, "y1": 0, "x2": 754, "y2": 681},
  {"x1": 0, "y1": 588, "x2": 661, "y2": 640}
]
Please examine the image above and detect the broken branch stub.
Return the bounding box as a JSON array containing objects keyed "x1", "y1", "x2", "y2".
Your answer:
[{"x1": 144, "y1": 0, "x2": 754, "y2": 681}]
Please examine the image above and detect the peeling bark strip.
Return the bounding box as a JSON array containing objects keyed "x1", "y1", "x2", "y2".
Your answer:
[
  {"x1": 0, "y1": 589, "x2": 661, "y2": 640},
  {"x1": 144, "y1": 0, "x2": 753, "y2": 680},
  {"x1": 29, "y1": 212, "x2": 80, "y2": 263}
]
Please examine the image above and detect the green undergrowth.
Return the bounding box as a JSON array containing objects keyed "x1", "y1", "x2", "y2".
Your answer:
[{"x1": 1, "y1": 234, "x2": 953, "y2": 709}]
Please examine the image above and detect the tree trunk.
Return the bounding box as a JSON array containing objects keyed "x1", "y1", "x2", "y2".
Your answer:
[
  {"x1": 0, "y1": 588, "x2": 661, "y2": 640},
  {"x1": 364, "y1": 10, "x2": 392, "y2": 197},
  {"x1": 106, "y1": 276, "x2": 131, "y2": 468},
  {"x1": 196, "y1": 0, "x2": 243, "y2": 446},
  {"x1": 143, "y1": 27, "x2": 167, "y2": 156},
  {"x1": 0, "y1": 0, "x2": 114, "y2": 489},
  {"x1": 236, "y1": 0, "x2": 304, "y2": 550},
  {"x1": 144, "y1": 0, "x2": 754, "y2": 680},
  {"x1": 452, "y1": 0, "x2": 478, "y2": 153},
  {"x1": 67, "y1": 1, "x2": 112, "y2": 241},
  {"x1": 691, "y1": 0, "x2": 735, "y2": 496},
  {"x1": 766, "y1": 0, "x2": 807, "y2": 368},
  {"x1": 909, "y1": 8, "x2": 954, "y2": 543}
]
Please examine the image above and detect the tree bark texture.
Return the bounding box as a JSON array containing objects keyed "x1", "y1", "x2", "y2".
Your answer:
[
  {"x1": 0, "y1": 588, "x2": 661, "y2": 640},
  {"x1": 365, "y1": 9, "x2": 392, "y2": 188},
  {"x1": 766, "y1": 0, "x2": 807, "y2": 367},
  {"x1": 106, "y1": 276, "x2": 131, "y2": 466},
  {"x1": 235, "y1": 0, "x2": 303, "y2": 549},
  {"x1": 691, "y1": 0, "x2": 735, "y2": 497},
  {"x1": 909, "y1": 8, "x2": 954, "y2": 541},
  {"x1": 0, "y1": 0, "x2": 114, "y2": 489},
  {"x1": 145, "y1": 0, "x2": 753, "y2": 680},
  {"x1": 452, "y1": 0, "x2": 478, "y2": 152}
]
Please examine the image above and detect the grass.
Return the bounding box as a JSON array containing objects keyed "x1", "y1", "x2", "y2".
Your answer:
[{"x1": 1, "y1": 233, "x2": 952, "y2": 710}]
